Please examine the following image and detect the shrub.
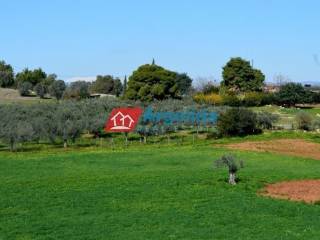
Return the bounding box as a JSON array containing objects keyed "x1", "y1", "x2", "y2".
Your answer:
[
  {"x1": 312, "y1": 117, "x2": 320, "y2": 130},
  {"x1": 214, "y1": 154, "x2": 244, "y2": 185},
  {"x1": 221, "y1": 94, "x2": 241, "y2": 107},
  {"x1": 242, "y1": 92, "x2": 263, "y2": 107},
  {"x1": 261, "y1": 93, "x2": 276, "y2": 105},
  {"x1": 257, "y1": 112, "x2": 279, "y2": 129},
  {"x1": 193, "y1": 93, "x2": 222, "y2": 105},
  {"x1": 202, "y1": 83, "x2": 219, "y2": 94},
  {"x1": 49, "y1": 80, "x2": 66, "y2": 100},
  {"x1": 217, "y1": 107, "x2": 261, "y2": 136},
  {"x1": 295, "y1": 112, "x2": 313, "y2": 131}
]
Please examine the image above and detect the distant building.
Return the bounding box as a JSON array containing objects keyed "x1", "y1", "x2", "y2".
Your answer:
[{"x1": 263, "y1": 84, "x2": 280, "y2": 93}]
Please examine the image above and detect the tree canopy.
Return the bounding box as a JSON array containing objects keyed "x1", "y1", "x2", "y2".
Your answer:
[
  {"x1": 276, "y1": 82, "x2": 313, "y2": 106},
  {"x1": 15, "y1": 68, "x2": 47, "y2": 86},
  {"x1": 221, "y1": 57, "x2": 265, "y2": 92},
  {"x1": 126, "y1": 64, "x2": 192, "y2": 101},
  {"x1": 0, "y1": 60, "x2": 14, "y2": 88},
  {"x1": 90, "y1": 75, "x2": 123, "y2": 96}
]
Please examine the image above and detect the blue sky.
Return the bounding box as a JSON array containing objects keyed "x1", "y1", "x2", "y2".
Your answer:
[{"x1": 1, "y1": 0, "x2": 320, "y2": 83}]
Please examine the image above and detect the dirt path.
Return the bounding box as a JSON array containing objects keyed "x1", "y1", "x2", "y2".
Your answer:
[
  {"x1": 224, "y1": 139, "x2": 320, "y2": 160},
  {"x1": 261, "y1": 180, "x2": 320, "y2": 203}
]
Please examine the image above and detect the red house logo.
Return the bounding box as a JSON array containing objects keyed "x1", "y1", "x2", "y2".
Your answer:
[{"x1": 105, "y1": 108, "x2": 143, "y2": 132}]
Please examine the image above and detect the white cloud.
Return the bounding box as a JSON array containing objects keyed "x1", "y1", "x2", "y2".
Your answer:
[{"x1": 65, "y1": 76, "x2": 96, "y2": 83}]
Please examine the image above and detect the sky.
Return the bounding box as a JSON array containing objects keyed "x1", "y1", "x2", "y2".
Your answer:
[{"x1": 1, "y1": 0, "x2": 320, "y2": 84}]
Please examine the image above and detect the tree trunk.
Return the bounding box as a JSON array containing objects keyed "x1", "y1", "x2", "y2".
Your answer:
[
  {"x1": 144, "y1": 136, "x2": 147, "y2": 144},
  {"x1": 229, "y1": 172, "x2": 236, "y2": 185},
  {"x1": 63, "y1": 139, "x2": 68, "y2": 148}
]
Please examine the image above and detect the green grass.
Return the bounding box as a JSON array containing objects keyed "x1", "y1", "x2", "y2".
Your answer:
[{"x1": 1, "y1": 143, "x2": 320, "y2": 239}]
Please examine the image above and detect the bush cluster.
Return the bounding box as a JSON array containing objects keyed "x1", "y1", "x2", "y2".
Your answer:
[
  {"x1": 216, "y1": 108, "x2": 262, "y2": 137},
  {"x1": 193, "y1": 92, "x2": 274, "y2": 107}
]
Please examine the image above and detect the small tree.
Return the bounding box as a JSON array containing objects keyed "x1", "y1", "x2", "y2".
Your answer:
[
  {"x1": 49, "y1": 80, "x2": 66, "y2": 100},
  {"x1": 214, "y1": 154, "x2": 244, "y2": 185},
  {"x1": 257, "y1": 112, "x2": 279, "y2": 129},
  {"x1": 34, "y1": 83, "x2": 46, "y2": 98},
  {"x1": 0, "y1": 104, "x2": 34, "y2": 151}
]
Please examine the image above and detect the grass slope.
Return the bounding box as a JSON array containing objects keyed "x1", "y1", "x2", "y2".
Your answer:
[
  {"x1": 0, "y1": 88, "x2": 51, "y2": 104},
  {"x1": 1, "y1": 145, "x2": 320, "y2": 239}
]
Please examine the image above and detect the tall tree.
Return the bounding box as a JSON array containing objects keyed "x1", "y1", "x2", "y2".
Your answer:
[
  {"x1": 221, "y1": 57, "x2": 265, "y2": 92},
  {"x1": 113, "y1": 78, "x2": 123, "y2": 97},
  {"x1": 15, "y1": 68, "x2": 47, "y2": 86},
  {"x1": 123, "y1": 75, "x2": 127, "y2": 96},
  {"x1": 0, "y1": 60, "x2": 14, "y2": 88}
]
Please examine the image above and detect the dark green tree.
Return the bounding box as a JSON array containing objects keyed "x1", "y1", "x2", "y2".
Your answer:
[
  {"x1": 126, "y1": 64, "x2": 179, "y2": 101},
  {"x1": 15, "y1": 68, "x2": 47, "y2": 86},
  {"x1": 221, "y1": 57, "x2": 265, "y2": 92},
  {"x1": 217, "y1": 107, "x2": 260, "y2": 136},
  {"x1": 0, "y1": 60, "x2": 14, "y2": 87},
  {"x1": 63, "y1": 81, "x2": 90, "y2": 100},
  {"x1": 90, "y1": 75, "x2": 115, "y2": 94},
  {"x1": 113, "y1": 78, "x2": 123, "y2": 97},
  {"x1": 123, "y1": 75, "x2": 127, "y2": 96},
  {"x1": 176, "y1": 73, "x2": 192, "y2": 95},
  {"x1": 276, "y1": 82, "x2": 312, "y2": 107}
]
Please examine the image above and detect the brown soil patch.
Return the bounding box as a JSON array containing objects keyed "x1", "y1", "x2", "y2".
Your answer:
[
  {"x1": 225, "y1": 139, "x2": 320, "y2": 160},
  {"x1": 261, "y1": 180, "x2": 320, "y2": 203}
]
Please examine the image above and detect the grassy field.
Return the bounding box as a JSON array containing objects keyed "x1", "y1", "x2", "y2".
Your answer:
[
  {"x1": 1, "y1": 141, "x2": 320, "y2": 239},
  {"x1": 0, "y1": 88, "x2": 51, "y2": 104}
]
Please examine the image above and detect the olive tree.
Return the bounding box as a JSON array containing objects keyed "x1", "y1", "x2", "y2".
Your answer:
[
  {"x1": 0, "y1": 104, "x2": 34, "y2": 151},
  {"x1": 214, "y1": 154, "x2": 244, "y2": 185},
  {"x1": 56, "y1": 101, "x2": 84, "y2": 148}
]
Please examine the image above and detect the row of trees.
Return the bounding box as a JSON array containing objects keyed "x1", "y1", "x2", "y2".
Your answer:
[
  {"x1": 194, "y1": 82, "x2": 320, "y2": 107},
  {"x1": 0, "y1": 99, "x2": 121, "y2": 151},
  {"x1": 0, "y1": 59, "x2": 193, "y2": 101},
  {"x1": 0, "y1": 98, "x2": 223, "y2": 151}
]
